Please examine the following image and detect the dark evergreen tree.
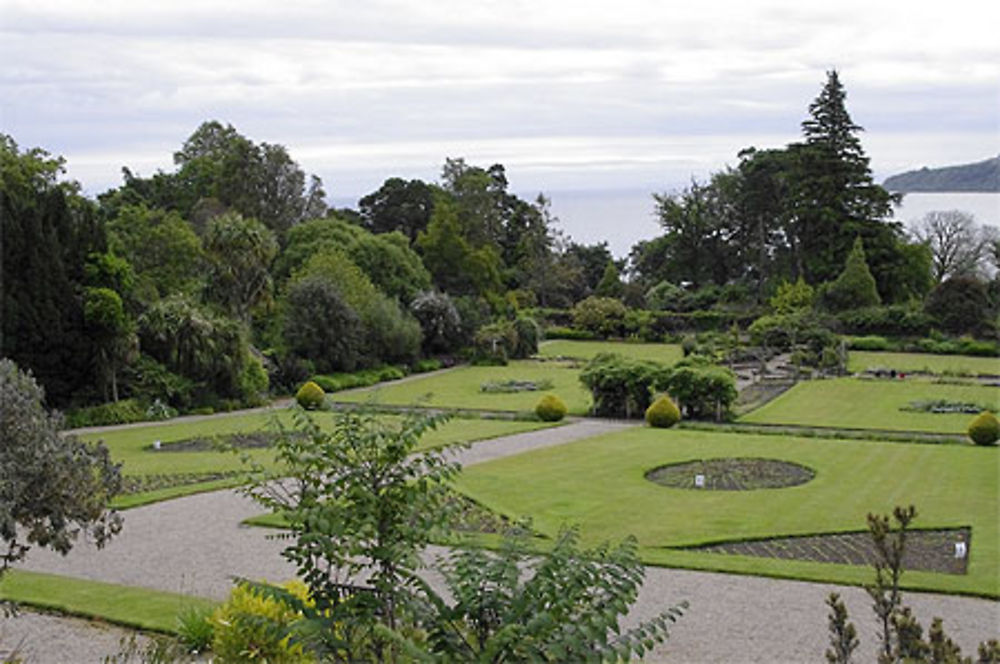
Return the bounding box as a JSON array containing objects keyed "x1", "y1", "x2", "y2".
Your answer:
[
  {"x1": 792, "y1": 70, "x2": 902, "y2": 288},
  {"x1": 1, "y1": 135, "x2": 106, "y2": 406}
]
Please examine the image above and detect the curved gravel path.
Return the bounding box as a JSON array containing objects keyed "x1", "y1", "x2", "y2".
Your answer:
[{"x1": 11, "y1": 419, "x2": 1000, "y2": 662}]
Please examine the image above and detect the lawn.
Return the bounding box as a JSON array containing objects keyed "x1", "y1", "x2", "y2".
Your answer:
[
  {"x1": 536, "y1": 339, "x2": 683, "y2": 364},
  {"x1": 455, "y1": 427, "x2": 999, "y2": 596},
  {"x1": 0, "y1": 570, "x2": 217, "y2": 633},
  {"x1": 738, "y1": 377, "x2": 998, "y2": 434},
  {"x1": 848, "y1": 351, "x2": 1000, "y2": 376},
  {"x1": 334, "y1": 360, "x2": 593, "y2": 415},
  {"x1": 78, "y1": 407, "x2": 557, "y2": 508}
]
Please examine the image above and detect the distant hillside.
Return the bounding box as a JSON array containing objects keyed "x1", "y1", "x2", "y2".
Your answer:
[{"x1": 883, "y1": 156, "x2": 1000, "y2": 193}]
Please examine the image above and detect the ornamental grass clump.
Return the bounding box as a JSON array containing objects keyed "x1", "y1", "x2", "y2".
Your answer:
[
  {"x1": 967, "y1": 411, "x2": 1000, "y2": 446},
  {"x1": 535, "y1": 394, "x2": 568, "y2": 422},
  {"x1": 295, "y1": 380, "x2": 325, "y2": 410},
  {"x1": 646, "y1": 395, "x2": 681, "y2": 428}
]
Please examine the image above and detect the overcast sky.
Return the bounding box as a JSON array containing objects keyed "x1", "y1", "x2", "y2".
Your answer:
[{"x1": 2, "y1": 0, "x2": 998, "y2": 206}]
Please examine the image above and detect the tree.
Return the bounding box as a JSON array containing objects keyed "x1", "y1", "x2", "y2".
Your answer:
[
  {"x1": 924, "y1": 276, "x2": 990, "y2": 335},
  {"x1": 137, "y1": 294, "x2": 251, "y2": 403},
  {"x1": 203, "y1": 212, "x2": 278, "y2": 322},
  {"x1": 415, "y1": 528, "x2": 686, "y2": 662},
  {"x1": 1, "y1": 134, "x2": 106, "y2": 406},
  {"x1": 358, "y1": 177, "x2": 436, "y2": 243},
  {"x1": 410, "y1": 291, "x2": 462, "y2": 355},
  {"x1": 595, "y1": 260, "x2": 624, "y2": 298},
  {"x1": 416, "y1": 194, "x2": 502, "y2": 297},
  {"x1": 821, "y1": 237, "x2": 881, "y2": 312},
  {"x1": 173, "y1": 121, "x2": 327, "y2": 236},
  {"x1": 238, "y1": 409, "x2": 685, "y2": 663},
  {"x1": 912, "y1": 210, "x2": 996, "y2": 282},
  {"x1": 283, "y1": 275, "x2": 363, "y2": 373},
  {"x1": 102, "y1": 121, "x2": 327, "y2": 237},
  {"x1": 793, "y1": 71, "x2": 902, "y2": 287},
  {"x1": 106, "y1": 204, "x2": 204, "y2": 302},
  {"x1": 648, "y1": 174, "x2": 741, "y2": 289},
  {"x1": 241, "y1": 408, "x2": 463, "y2": 661},
  {"x1": 0, "y1": 358, "x2": 122, "y2": 579}
]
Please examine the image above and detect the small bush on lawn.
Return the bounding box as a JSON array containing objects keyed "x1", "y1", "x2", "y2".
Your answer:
[
  {"x1": 210, "y1": 581, "x2": 316, "y2": 663},
  {"x1": 535, "y1": 394, "x2": 568, "y2": 422},
  {"x1": 295, "y1": 381, "x2": 325, "y2": 410},
  {"x1": 848, "y1": 335, "x2": 892, "y2": 351},
  {"x1": 967, "y1": 411, "x2": 1000, "y2": 446},
  {"x1": 646, "y1": 395, "x2": 681, "y2": 428}
]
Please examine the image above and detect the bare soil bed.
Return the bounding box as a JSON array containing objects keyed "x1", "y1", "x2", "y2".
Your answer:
[
  {"x1": 645, "y1": 457, "x2": 815, "y2": 490},
  {"x1": 688, "y1": 527, "x2": 971, "y2": 575}
]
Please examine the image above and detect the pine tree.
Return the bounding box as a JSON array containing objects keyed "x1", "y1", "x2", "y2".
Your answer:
[{"x1": 789, "y1": 71, "x2": 902, "y2": 289}]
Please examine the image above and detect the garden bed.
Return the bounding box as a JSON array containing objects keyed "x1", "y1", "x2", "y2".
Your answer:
[
  {"x1": 685, "y1": 527, "x2": 971, "y2": 575},
  {"x1": 645, "y1": 457, "x2": 814, "y2": 490}
]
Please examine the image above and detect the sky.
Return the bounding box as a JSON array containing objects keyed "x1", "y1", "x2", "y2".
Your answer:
[{"x1": 2, "y1": 0, "x2": 998, "y2": 253}]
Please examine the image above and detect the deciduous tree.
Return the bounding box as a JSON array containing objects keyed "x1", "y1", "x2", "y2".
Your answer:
[{"x1": 0, "y1": 359, "x2": 122, "y2": 579}]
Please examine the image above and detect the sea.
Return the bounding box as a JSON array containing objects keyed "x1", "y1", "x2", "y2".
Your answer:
[{"x1": 542, "y1": 190, "x2": 1000, "y2": 259}]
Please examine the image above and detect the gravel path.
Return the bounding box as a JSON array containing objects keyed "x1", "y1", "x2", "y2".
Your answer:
[{"x1": 11, "y1": 419, "x2": 1000, "y2": 662}]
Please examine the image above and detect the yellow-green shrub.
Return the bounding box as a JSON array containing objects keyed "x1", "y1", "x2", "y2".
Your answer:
[
  {"x1": 210, "y1": 580, "x2": 316, "y2": 663},
  {"x1": 535, "y1": 394, "x2": 568, "y2": 422},
  {"x1": 967, "y1": 411, "x2": 1000, "y2": 446},
  {"x1": 295, "y1": 380, "x2": 325, "y2": 410},
  {"x1": 645, "y1": 395, "x2": 681, "y2": 428}
]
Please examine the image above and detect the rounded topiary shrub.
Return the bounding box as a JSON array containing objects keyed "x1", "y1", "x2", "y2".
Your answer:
[
  {"x1": 967, "y1": 411, "x2": 1000, "y2": 446},
  {"x1": 645, "y1": 395, "x2": 681, "y2": 428},
  {"x1": 295, "y1": 380, "x2": 326, "y2": 410},
  {"x1": 535, "y1": 394, "x2": 568, "y2": 422}
]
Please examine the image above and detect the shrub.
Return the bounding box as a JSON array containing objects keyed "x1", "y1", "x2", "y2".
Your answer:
[
  {"x1": 837, "y1": 305, "x2": 932, "y2": 337},
  {"x1": 473, "y1": 322, "x2": 517, "y2": 365},
  {"x1": 967, "y1": 411, "x2": 1000, "y2": 446},
  {"x1": 543, "y1": 325, "x2": 597, "y2": 341},
  {"x1": 571, "y1": 296, "x2": 627, "y2": 338},
  {"x1": 238, "y1": 355, "x2": 270, "y2": 405},
  {"x1": 820, "y1": 237, "x2": 881, "y2": 312},
  {"x1": 210, "y1": 581, "x2": 316, "y2": 663},
  {"x1": 579, "y1": 353, "x2": 668, "y2": 419},
  {"x1": 412, "y1": 358, "x2": 443, "y2": 373},
  {"x1": 645, "y1": 395, "x2": 680, "y2": 428},
  {"x1": 535, "y1": 394, "x2": 568, "y2": 422},
  {"x1": 510, "y1": 316, "x2": 541, "y2": 358},
  {"x1": 295, "y1": 381, "x2": 325, "y2": 410},
  {"x1": 655, "y1": 360, "x2": 737, "y2": 421},
  {"x1": 925, "y1": 276, "x2": 990, "y2": 336},
  {"x1": 848, "y1": 335, "x2": 892, "y2": 351},
  {"x1": 64, "y1": 398, "x2": 148, "y2": 428},
  {"x1": 410, "y1": 291, "x2": 463, "y2": 354}
]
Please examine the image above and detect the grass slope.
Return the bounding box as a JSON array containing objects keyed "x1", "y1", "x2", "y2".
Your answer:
[
  {"x1": 334, "y1": 360, "x2": 593, "y2": 415},
  {"x1": 739, "y1": 378, "x2": 998, "y2": 434},
  {"x1": 455, "y1": 427, "x2": 998, "y2": 596},
  {"x1": 848, "y1": 351, "x2": 1000, "y2": 376}
]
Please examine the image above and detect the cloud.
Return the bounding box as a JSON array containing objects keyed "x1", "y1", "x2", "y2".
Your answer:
[{"x1": 2, "y1": 0, "x2": 997, "y2": 199}]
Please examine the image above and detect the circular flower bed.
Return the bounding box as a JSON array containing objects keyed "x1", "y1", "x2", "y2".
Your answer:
[{"x1": 645, "y1": 457, "x2": 815, "y2": 491}]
